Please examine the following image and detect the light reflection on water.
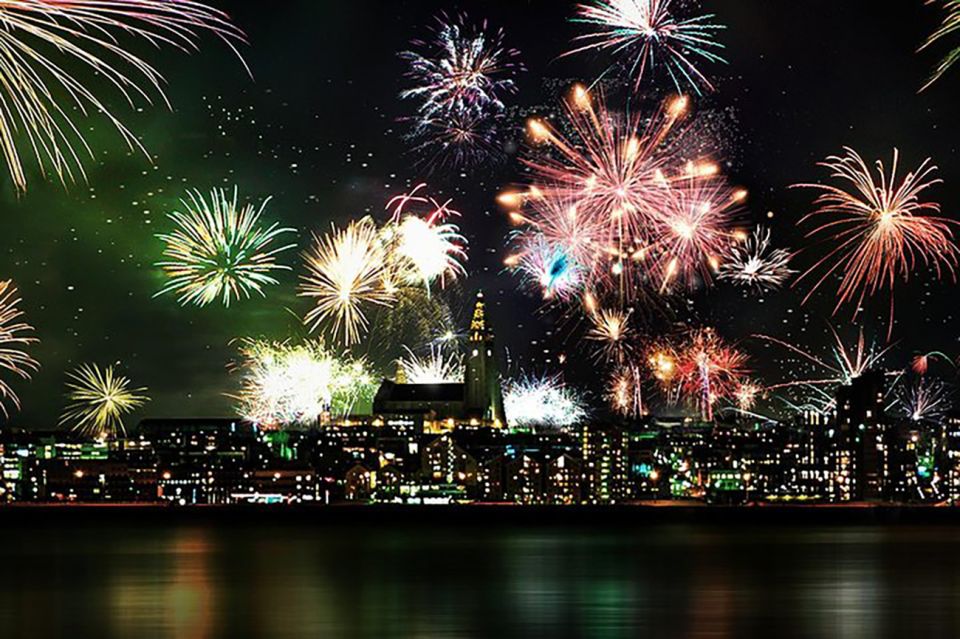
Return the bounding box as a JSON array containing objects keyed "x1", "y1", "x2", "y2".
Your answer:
[{"x1": 1, "y1": 523, "x2": 959, "y2": 638}]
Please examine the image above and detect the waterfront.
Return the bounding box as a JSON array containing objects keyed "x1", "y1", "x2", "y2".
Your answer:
[{"x1": 2, "y1": 519, "x2": 960, "y2": 638}]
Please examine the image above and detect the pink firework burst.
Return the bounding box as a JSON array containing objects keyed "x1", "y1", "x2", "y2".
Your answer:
[
  {"x1": 651, "y1": 176, "x2": 745, "y2": 291},
  {"x1": 504, "y1": 85, "x2": 724, "y2": 300}
]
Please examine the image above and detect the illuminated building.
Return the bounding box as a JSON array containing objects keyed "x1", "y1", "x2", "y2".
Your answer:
[
  {"x1": 464, "y1": 291, "x2": 506, "y2": 425},
  {"x1": 943, "y1": 412, "x2": 960, "y2": 503},
  {"x1": 422, "y1": 434, "x2": 477, "y2": 486},
  {"x1": 373, "y1": 291, "x2": 506, "y2": 430},
  {"x1": 705, "y1": 469, "x2": 746, "y2": 505},
  {"x1": 836, "y1": 370, "x2": 887, "y2": 501},
  {"x1": 477, "y1": 456, "x2": 505, "y2": 501},
  {"x1": 345, "y1": 464, "x2": 374, "y2": 501},
  {"x1": 545, "y1": 454, "x2": 581, "y2": 504},
  {"x1": 582, "y1": 425, "x2": 629, "y2": 504},
  {"x1": 504, "y1": 454, "x2": 542, "y2": 504},
  {"x1": 374, "y1": 464, "x2": 405, "y2": 502}
]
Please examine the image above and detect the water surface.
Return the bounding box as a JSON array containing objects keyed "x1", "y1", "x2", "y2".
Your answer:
[{"x1": 2, "y1": 520, "x2": 958, "y2": 638}]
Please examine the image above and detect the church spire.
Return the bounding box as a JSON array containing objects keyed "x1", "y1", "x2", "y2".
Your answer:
[
  {"x1": 469, "y1": 290, "x2": 489, "y2": 342},
  {"x1": 464, "y1": 290, "x2": 505, "y2": 426}
]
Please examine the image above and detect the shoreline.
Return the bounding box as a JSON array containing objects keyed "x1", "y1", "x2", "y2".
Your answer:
[{"x1": 3, "y1": 502, "x2": 960, "y2": 526}]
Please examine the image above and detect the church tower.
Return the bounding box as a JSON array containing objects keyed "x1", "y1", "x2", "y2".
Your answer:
[{"x1": 464, "y1": 291, "x2": 506, "y2": 426}]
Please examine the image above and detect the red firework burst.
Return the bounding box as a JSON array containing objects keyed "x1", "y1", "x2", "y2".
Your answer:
[
  {"x1": 795, "y1": 147, "x2": 960, "y2": 338},
  {"x1": 675, "y1": 328, "x2": 749, "y2": 421}
]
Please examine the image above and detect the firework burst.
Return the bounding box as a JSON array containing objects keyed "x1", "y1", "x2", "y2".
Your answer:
[
  {"x1": 155, "y1": 188, "x2": 296, "y2": 307},
  {"x1": 390, "y1": 217, "x2": 467, "y2": 290},
  {"x1": 567, "y1": 0, "x2": 726, "y2": 94},
  {"x1": 385, "y1": 184, "x2": 468, "y2": 292},
  {"x1": 608, "y1": 365, "x2": 645, "y2": 417},
  {"x1": 397, "y1": 345, "x2": 463, "y2": 384},
  {"x1": 504, "y1": 375, "x2": 588, "y2": 431},
  {"x1": 408, "y1": 105, "x2": 510, "y2": 171},
  {"x1": 300, "y1": 217, "x2": 396, "y2": 346},
  {"x1": 232, "y1": 338, "x2": 377, "y2": 429},
  {"x1": 0, "y1": 281, "x2": 39, "y2": 417},
  {"x1": 648, "y1": 346, "x2": 678, "y2": 386},
  {"x1": 506, "y1": 233, "x2": 585, "y2": 302},
  {"x1": 0, "y1": 0, "x2": 245, "y2": 192},
  {"x1": 399, "y1": 12, "x2": 522, "y2": 169},
  {"x1": 734, "y1": 380, "x2": 763, "y2": 412},
  {"x1": 898, "y1": 377, "x2": 953, "y2": 424},
  {"x1": 60, "y1": 363, "x2": 148, "y2": 439},
  {"x1": 653, "y1": 177, "x2": 744, "y2": 291},
  {"x1": 586, "y1": 306, "x2": 633, "y2": 362},
  {"x1": 505, "y1": 86, "x2": 724, "y2": 299},
  {"x1": 503, "y1": 191, "x2": 603, "y2": 296},
  {"x1": 675, "y1": 328, "x2": 749, "y2": 421},
  {"x1": 400, "y1": 12, "x2": 522, "y2": 122},
  {"x1": 795, "y1": 148, "x2": 959, "y2": 338},
  {"x1": 718, "y1": 226, "x2": 796, "y2": 292}
]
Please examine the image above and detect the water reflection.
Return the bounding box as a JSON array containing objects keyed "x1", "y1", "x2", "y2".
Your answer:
[{"x1": 2, "y1": 523, "x2": 960, "y2": 638}]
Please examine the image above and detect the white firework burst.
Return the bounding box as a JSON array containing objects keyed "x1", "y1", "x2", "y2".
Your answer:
[{"x1": 718, "y1": 227, "x2": 795, "y2": 291}]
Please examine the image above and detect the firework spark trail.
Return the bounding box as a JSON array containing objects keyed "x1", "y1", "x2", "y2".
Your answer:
[
  {"x1": 756, "y1": 326, "x2": 906, "y2": 418},
  {"x1": 911, "y1": 351, "x2": 955, "y2": 375},
  {"x1": 231, "y1": 338, "x2": 376, "y2": 428},
  {"x1": 60, "y1": 363, "x2": 148, "y2": 439},
  {"x1": 504, "y1": 375, "x2": 588, "y2": 430},
  {"x1": 919, "y1": 0, "x2": 960, "y2": 90},
  {"x1": 155, "y1": 188, "x2": 296, "y2": 307},
  {"x1": 794, "y1": 148, "x2": 959, "y2": 339},
  {"x1": 386, "y1": 183, "x2": 460, "y2": 225},
  {"x1": 566, "y1": 0, "x2": 726, "y2": 94},
  {"x1": 0, "y1": 0, "x2": 246, "y2": 191},
  {"x1": 0, "y1": 280, "x2": 39, "y2": 417},
  {"x1": 718, "y1": 226, "x2": 796, "y2": 291},
  {"x1": 397, "y1": 345, "x2": 463, "y2": 384},
  {"x1": 300, "y1": 217, "x2": 396, "y2": 347},
  {"x1": 755, "y1": 327, "x2": 897, "y2": 391}
]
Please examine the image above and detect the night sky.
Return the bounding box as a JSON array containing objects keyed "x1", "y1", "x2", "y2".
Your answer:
[{"x1": 1, "y1": 0, "x2": 958, "y2": 429}]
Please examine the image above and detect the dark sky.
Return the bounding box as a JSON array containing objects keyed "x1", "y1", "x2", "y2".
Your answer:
[{"x1": 1, "y1": 0, "x2": 958, "y2": 428}]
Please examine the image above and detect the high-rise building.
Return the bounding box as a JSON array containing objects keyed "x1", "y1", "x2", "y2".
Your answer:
[
  {"x1": 836, "y1": 370, "x2": 887, "y2": 501},
  {"x1": 582, "y1": 425, "x2": 629, "y2": 504}
]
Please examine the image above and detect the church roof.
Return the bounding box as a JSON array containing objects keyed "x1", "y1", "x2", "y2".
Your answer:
[{"x1": 374, "y1": 380, "x2": 465, "y2": 404}]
